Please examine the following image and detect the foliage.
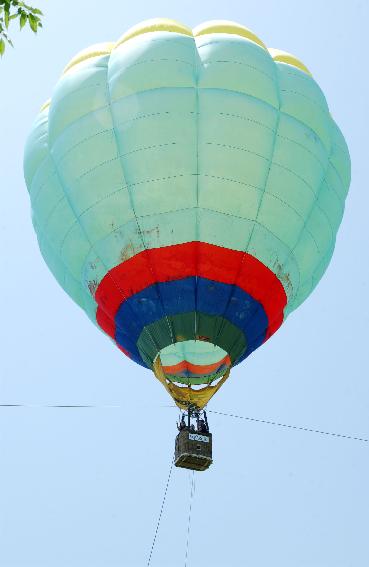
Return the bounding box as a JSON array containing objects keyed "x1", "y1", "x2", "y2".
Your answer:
[{"x1": 0, "y1": 0, "x2": 43, "y2": 56}]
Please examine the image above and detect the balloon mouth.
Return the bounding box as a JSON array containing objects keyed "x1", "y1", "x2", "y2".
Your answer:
[{"x1": 156, "y1": 340, "x2": 231, "y2": 387}]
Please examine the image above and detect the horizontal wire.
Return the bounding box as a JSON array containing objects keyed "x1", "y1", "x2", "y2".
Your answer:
[
  {"x1": 208, "y1": 410, "x2": 368, "y2": 443},
  {"x1": 0, "y1": 404, "x2": 174, "y2": 409},
  {"x1": 0, "y1": 403, "x2": 120, "y2": 408},
  {"x1": 1, "y1": 404, "x2": 366, "y2": 443}
]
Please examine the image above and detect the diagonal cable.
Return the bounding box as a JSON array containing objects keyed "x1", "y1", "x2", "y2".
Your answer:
[
  {"x1": 147, "y1": 456, "x2": 174, "y2": 567},
  {"x1": 208, "y1": 410, "x2": 368, "y2": 443}
]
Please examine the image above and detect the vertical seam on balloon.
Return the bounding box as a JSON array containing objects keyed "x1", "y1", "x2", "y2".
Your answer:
[
  {"x1": 271, "y1": 80, "x2": 343, "y2": 308},
  {"x1": 105, "y1": 58, "x2": 176, "y2": 356},
  {"x1": 211, "y1": 58, "x2": 282, "y2": 353},
  {"x1": 238, "y1": 63, "x2": 299, "y2": 331},
  {"x1": 325, "y1": 178, "x2": 346, "y2": 213},
  {"x1": 246, "y1": 58, "x2": 282, "y2": 253},
  {"x1": 243, "y1": 63, "x2": 329, "y2": 321},
  {"x1": 104, "y1": 81, "x2": 162, "y2": 355},
  {"x1": 328, "y1": 160, "x2": 347, "y2": 198},
  {"x1": 280, "y1": 132, "x2": 336, "y2": 313},
  {"x1": 27, "y1": 137, "x2": 103, "y2": 326},
  {"x1": 40, "y1": 105, "x2": 142, "y2": 339},
  {"x1": 46, "y1": 72, "x2": 152, "y2": 363},
  {"x1": 42, "y1": 156, "x2": 136, "y2": 340},
  {"x1": 242, "y1": 103, "x2": 338, "y2": 318},
  {"x1": 194, "y1": 36, "x2": 201, "y2": 367}
]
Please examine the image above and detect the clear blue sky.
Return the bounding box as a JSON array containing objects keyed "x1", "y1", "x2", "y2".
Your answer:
[{"x1": 1, "y1": 1, "x2": 368, "y2": 566}]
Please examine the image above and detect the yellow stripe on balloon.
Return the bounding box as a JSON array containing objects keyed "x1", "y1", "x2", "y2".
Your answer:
[
  {"x1": 268, "y1": 48, "x2": 312, "y2": 76},
  {"x1": 193, "y1": 20, "x2": 267, "y2": 51},
  {"x1": 62, "y1": 42, "x2": 114, "y2": 75},
  {"x1": 115, "y1": 18, "x2": 193, "y2": 49}
]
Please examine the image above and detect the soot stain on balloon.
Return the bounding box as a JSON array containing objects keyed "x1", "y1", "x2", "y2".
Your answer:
[
  {"x1": 119, "y1": 226, "x2": 161, "y2": 262},
  {"x1": 88, "y1": 279, "x2": 99, "y2": 296},
  {"x1": 120, "y1": 242, "x2": 137, "y2": 262},
  {"x1": 274, "y1": 260, "x2": 293, "y2": 295},
  {"x1": 141, "y1": 225, "x2": 160, "y2": 241}
]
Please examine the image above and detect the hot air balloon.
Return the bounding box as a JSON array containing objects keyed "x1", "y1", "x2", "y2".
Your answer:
[{"x1": 24, "y1": 19, "x2": 350, "y2": 470}]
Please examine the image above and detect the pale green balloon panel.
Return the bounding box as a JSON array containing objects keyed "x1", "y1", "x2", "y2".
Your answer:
[
  {"x1": 24, "y1": 29, "x2": 351, "y2": 337},
  {"x1": 24, "y1": 108, "x2": 98, "y2": 321}
]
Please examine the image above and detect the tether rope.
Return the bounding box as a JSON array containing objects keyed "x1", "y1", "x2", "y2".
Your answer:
[
  {"x1": 146, "y1": 456, "x2": 174, "y2": 567},
  {"x1": 184, "y1": 470, "x2": 196, "y2": 567},
  {"x1": 208, "y1": 410, "x2": 368, "y2": 443}
]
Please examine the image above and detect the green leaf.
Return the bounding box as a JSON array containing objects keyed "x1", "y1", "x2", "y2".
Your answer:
[
  {"x1": 28, "y1": 13, "x2": 38, "y2": 33},
  {"x1": 31, "y1": 8, "x2": 43, "y2": 15},
  {"x1": 0, "y1": 38, "x2": 5, "y2": 56},
  {"x1": 20, "y1": 11, "x2": 26, "y2": 28},
  {"x1": 4, "y1": 7, "x2": 8, "y2": 28}
]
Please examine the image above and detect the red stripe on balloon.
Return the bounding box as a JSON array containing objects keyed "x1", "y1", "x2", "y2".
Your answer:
[
  {"x1": 95, "y1": 242, "x2": 287, "y2": 341},
  {"x1": 162, "y1": 354, "x2": 231, "y2": 375}
]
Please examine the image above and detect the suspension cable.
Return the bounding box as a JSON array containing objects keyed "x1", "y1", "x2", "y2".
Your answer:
[
  {"x1": 208, "y1": 410, "x2": 368, "y2": 443},
  {"x1": 184, "y1": 470, "x2": 196, "y2": 567},
  {"x1": 146, "y1": 456, "x2": 174, "y2": 567}
]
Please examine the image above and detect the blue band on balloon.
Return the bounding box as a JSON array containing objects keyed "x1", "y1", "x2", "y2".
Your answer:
[{"x1": 114, "y1": 276, "x2": 268, "y2": 366}]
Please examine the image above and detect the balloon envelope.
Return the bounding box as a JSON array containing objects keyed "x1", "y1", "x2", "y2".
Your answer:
[{"x1": 24, "y1": 19, "x2": 350, "y2": 407}]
